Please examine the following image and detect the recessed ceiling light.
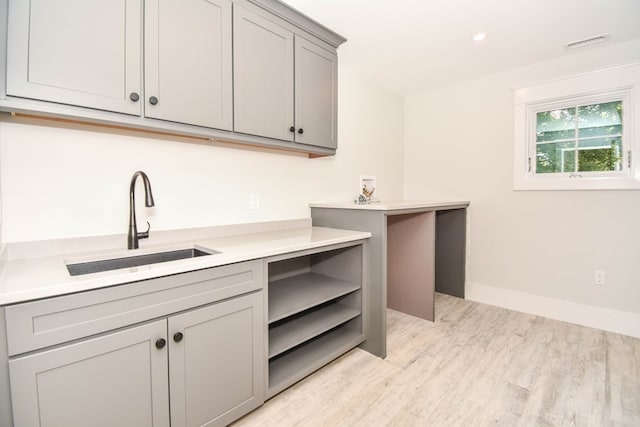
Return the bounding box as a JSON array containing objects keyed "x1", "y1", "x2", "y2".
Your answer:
[{"x1": 472, "y1": 33, "x2": 487, "y2": 42}]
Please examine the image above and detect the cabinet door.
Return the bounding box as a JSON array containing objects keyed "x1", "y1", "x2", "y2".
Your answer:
[
  {"x1": 294, "y1": 37, "x2": 338, "y2": 149},
  {"x1": 6, "y1": 0, "x2": 142, "y2": 115},
  {"x1": 145, "y1": 0, "x2": 232, "y2": 130},
  {"x1": 233, "y1": 5, "x2": 294, "y2": 141},
  {"x1": 169, "y1": 292, "x2": 264, "y2": 427},
  {"x1": 9, "y1": 320, "x2": 169, "y2": 427}
]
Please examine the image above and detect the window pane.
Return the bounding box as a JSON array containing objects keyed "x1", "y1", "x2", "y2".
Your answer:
[
  {"x1": 577, "y1": 101, "x2": 622, "y2": 138},
  {"x1": 536, "y1": 108, "x2": 576, "y2": 142},
  {"x1": 536, "y1": 141, "x2": 575, "y2": 173},
  {"x1": 577, "y1": 137, "x2": 623, "y2": 172}
]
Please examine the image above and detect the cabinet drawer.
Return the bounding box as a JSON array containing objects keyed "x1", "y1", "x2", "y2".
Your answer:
[{"x1": 5, "y1": 260, "x2": 263, "y2": 356}]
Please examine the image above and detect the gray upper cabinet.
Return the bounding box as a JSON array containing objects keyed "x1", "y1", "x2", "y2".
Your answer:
[
  {"x1": 6, "y1": 0, "x2": 143, "y2": 115},
  {"x1": 1, "y1": 0, "x2": 346, "y2": 155},
  {"x1": 6, "y1": 0, "x2": 233, "y2": 129},
  {"x1": 145, "y1": 0, "x2": 233, "y2": 130},
  {"x1": 233, "y1": 4, "x2": 338, "y2": 149},
  {"x1": 233, "y1": 5, "x2": 294, "y2": 141},
  {"x1": 294, "y1": 37, "x2": 338, "y2": 149}
]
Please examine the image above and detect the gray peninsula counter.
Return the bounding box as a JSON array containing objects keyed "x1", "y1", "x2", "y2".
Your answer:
[{"x1": 310, "y1": 200, "x2": 470, "y2": 358}]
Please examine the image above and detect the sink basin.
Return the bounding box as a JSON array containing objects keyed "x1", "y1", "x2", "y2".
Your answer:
[{"x1": 66, "y1": 247, "x2": 220, "y2": 276}]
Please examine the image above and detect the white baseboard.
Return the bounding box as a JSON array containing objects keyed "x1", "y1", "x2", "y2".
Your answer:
[{"x1": 466, "y1": 282, "x2": 640, "y2": 339}]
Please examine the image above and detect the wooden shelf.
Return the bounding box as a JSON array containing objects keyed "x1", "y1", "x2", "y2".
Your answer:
[
  {"x1": 269, "y1": 304, "x2": 360, "y2": 358},
  {"x1": 268, "y1": 323, "x2": 364, "y2": 397},
  {"x1": 268, "y1": 272, "x2": 360, "y2": 323}
]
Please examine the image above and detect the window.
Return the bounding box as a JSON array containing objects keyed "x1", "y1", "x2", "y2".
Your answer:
[
  {"x1": 534, "y1": 97, "x2": 625, "y2": 175},
  {"x1": 513, "y1": 63, "x2": 640, "y2": 190}
]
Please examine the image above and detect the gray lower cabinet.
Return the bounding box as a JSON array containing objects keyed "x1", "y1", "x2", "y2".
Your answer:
[
  {"x1": 233, "y1": 4, "x2": 338, "y2": 149},
  {"x1": 3, "y1": 260, "x2": 264, "y2": 427},
  {"x1": 9, "y1": 320, "x2": 170, "y2": 427},
  {"x1": 8, "y1": 292, "x2": 263, "y2": 427},
  {"x1": 168, "y1": 292, "x2": 264, "y2": 427},
  {"x1": 0, "y1": 241, "x2": 370, "y2": 425}
]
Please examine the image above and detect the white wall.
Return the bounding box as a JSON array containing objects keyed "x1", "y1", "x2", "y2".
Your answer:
[
  {"x1": 0, "y1": 64, "x2": 404, "y2": 242},
  {"x1": 405, "y1": 39, "x2": 640, "y2": 318}
]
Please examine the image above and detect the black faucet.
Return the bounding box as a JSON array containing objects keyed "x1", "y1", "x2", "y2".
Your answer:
[{"x1": 128, "y1": 171, "x2": 155, "y2": 249}]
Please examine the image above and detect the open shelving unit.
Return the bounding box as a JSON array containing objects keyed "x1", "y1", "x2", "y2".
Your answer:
[{"x1": 266, "y1": 242, "x2": 365, "y2": 398}]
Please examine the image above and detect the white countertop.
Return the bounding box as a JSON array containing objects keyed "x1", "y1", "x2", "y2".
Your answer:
[
  {"x1": 0, "y1": 226, "x2": 370, "y2": 305},
  {"x1": 309, "y1": 200, "x2": 470, "y2": 211}
]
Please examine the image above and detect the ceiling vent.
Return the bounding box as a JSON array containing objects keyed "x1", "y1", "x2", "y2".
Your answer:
[{"x1": 566, "y1": 34, "x2": 609, "y2": 49}]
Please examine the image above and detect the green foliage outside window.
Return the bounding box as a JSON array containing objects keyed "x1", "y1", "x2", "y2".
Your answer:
[{"x1": 535, "y1": 101, "x2": 622, "y2": 174}]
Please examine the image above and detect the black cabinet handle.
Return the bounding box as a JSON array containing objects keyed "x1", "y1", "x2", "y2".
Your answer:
[
  {"x1": 298, "y1": 128, "x2": 304, "y2": 134},
  {"x1": 149, "y1": 96, "x2": 158, "y2": 105},
  {"x1": 155, "y1": 338, "x2": 166, "y2": 349},
  {"x1": 173, "y1": 332, "x2": 184, "y2": 343},
  {"x1": 130, "y1": 92, "x2": 140, "y2": 102},
  {"x1": 289, "y1": 126, "x2": 295, "y2": 133}
]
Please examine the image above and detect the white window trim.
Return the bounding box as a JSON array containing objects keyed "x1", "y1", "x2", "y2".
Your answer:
[{"x1": 513, "y1": 63, "x2": 640, "y2": 190}]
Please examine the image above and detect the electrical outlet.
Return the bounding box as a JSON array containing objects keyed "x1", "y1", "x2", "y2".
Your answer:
[
  {"x1": 249, "y1": 194, "x2": 260, "y2": 210},
  {"x1": 594, "y1": 270, "x2": 605, "y2": 286}
]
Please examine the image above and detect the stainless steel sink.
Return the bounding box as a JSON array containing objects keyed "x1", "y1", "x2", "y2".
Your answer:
[{"x1": 66, "y1": 247, "x2": 220, "y2": 276}]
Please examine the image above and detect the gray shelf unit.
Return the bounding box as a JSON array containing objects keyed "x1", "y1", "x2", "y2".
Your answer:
[
  {"x1": 269, "y1": 300, "x2": 361, "y2": 358},
  {"x1": 268, "y1": 320, "x2": 362, "y2": 395},
  {"x1": 266, "y1": 242, "x2": 365, "y2": 398},
  {"x1": 268, "y1": 272, "x2": 360, "y2": 322}
]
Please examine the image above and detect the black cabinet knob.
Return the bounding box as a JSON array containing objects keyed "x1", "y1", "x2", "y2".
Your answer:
[
  {"x1": 149, "y1": 96, "x2": 158, "y2": 105},
  {"x1": 155, "y1": 338, "x2": 166, "y2": 349},
  {"x1": 298, "y1": 128, "x2": 304, "y2": 134},
  {"x1": 289, "y1": 126, "x2": 295, "y2": 133},
  {"x1": 130, "y1": 92, "x2": 140, "y2": 102},
  {"x1": 173, "y1": 332, "x2": 184, "y2": 343}
]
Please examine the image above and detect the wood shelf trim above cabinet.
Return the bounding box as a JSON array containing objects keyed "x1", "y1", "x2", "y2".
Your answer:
[{"x1": 1, "y1": 111, "x2": 335, "y2": 158}]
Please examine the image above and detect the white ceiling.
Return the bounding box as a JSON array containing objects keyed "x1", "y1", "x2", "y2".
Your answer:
[{"x1": 281, "y1": 0, "x2": 640, "y2": 96}]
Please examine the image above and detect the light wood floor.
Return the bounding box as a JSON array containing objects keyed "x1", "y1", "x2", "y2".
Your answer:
[{"x1": 233, "y1": 293, "x2": 640, "y2": 426}]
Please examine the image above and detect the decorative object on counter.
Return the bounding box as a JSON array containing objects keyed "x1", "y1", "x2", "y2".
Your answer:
[{"x1": 356, "y1": 175, "x2": 378, "y2": 204}]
